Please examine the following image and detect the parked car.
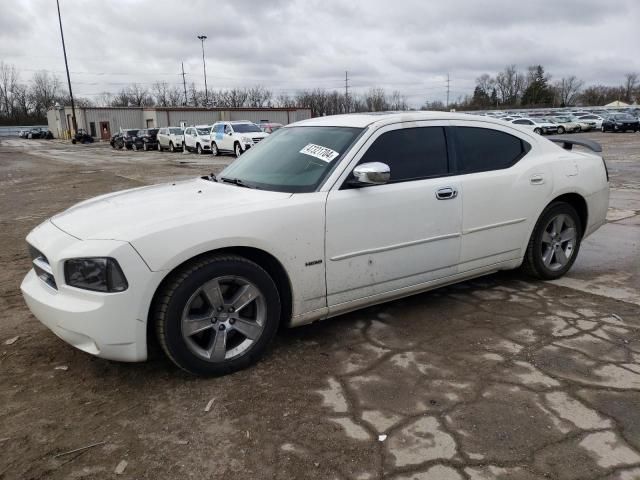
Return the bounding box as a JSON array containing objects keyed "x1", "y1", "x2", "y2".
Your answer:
[
  {"x1": 258, "y1": 122, "x2": 283, "y2": 134},
  {"x1": 157, "y1": 127, "x2": 185, "y2": 152},
  {"x1": 27, "y1": 128, "x2": 45, "y2": 139},
  {"x1": 563, "y1": 115, "x2": 593, "y2": 132},
  {"x1": 133, "y1": 128, "x2": 160, "y2": 151},
  {"x1": 210, "y1": 121, "x2": 269, "y2": 157},
  {"x1": 110, "y1": 129, "x2": 139, "y2": 149},
  {"x1": 510, "y1": 118, "x2": 558, "y2": 135},
  {"x1": 548, "y1": 117, "x2": 581, "y2": 134},
  {"x1": 601, "y1": 113, "x2": 639, "y2": 132},
  {"x1": 183, "y1": 126, "x2": 212, "y2": 154},
  {"x1": 18, "y1": 129, "x2": 29, "y2": 138},
  {"x1": 20, "y1": 112, "x2": 609, "y2": 376},
  {"x1": 576, "y1": 114, "x2": 605, "y2": 130}
]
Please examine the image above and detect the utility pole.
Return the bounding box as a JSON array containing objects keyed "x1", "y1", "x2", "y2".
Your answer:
[
  {"x1": 181, "y1": 62, "x2": 188, "y2": 106},
  {"x1": 197, "y1": 35, "x2": 208, "y2": 107},
  {"x1": 446, "y1": 73, "x2": 450, "y2": 110},
  {"x1": 56, "y1": 0, "x2": 77, "y2": 135},
  {"x1": 344, "y1": 71, "x2": 350, "y2": 113}
]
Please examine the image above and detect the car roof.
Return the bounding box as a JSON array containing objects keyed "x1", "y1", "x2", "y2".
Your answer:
[{"x1": 291, "y1": 111, "x2": 514, "y2": 129}]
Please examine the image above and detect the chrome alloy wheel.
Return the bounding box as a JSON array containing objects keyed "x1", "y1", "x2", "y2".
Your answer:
[
  {"x1": 540, "y1": 214, "x2": 577, "y2": 271},
  {"x1": 181, "y1": 276, "x2": 266, "y2": 362}
]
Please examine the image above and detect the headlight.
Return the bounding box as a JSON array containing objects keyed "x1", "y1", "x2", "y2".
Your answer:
[
  {"x1": 64, "y1": 258, "x2": 128, "y2": 292},
  {"x1": 241, "y1": 136, "x2": 253, "y2": 143}
]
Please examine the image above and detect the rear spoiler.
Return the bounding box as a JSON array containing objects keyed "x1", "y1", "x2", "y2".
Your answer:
[{"x1": 547, "y1": 137, "x2": 602, "y2": 153}]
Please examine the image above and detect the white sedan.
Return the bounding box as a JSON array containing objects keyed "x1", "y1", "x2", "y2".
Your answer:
[{"x1": 21, "y1": 112, "x2": 609, "y2": 375}]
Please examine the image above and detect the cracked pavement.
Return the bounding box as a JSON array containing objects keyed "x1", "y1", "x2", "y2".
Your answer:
[{"x1": 0, "y1": 132, "x2": 639, "y2": 479}]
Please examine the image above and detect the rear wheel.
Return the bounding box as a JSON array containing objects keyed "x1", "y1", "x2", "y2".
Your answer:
[
  {"x1": 522, "y1": 202, "x2": 582, "y2": 280},
  {"x1": 143, "y1": 142, "x2": 149, "y2": 151},
  {"x1": 154, "y1": 255, "x2": 281, "y2": 376},
  {"x1": 557, "y1": 126, "x2": 565, "y2": 134}
]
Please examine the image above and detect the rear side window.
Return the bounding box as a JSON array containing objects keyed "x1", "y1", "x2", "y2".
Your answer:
[
  {"x1": 358, "y1": 127, "x2": 449, "y2": 183},
  {"x1": 455, "y1": 127, "x2": 530, "y2": 174}
]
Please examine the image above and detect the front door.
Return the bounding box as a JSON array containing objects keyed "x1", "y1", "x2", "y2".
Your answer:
[
  {"x1": 325, "y1": 123, "x2": 462, "y2": 310},
  {"x1": 100, "y1": 122, "x2": 110, "y2": 140}
]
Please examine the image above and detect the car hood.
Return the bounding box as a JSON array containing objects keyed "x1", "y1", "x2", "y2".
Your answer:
[{"x1": 51, "y1": 178, "x2": 292, "y2": 241}]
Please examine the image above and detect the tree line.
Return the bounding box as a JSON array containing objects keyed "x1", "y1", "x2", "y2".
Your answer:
[
  {"x1": 1, "y1": 60, "x2": 638, "y2": 126},
  {"x1": 453, "y1": 64, "x2": 639, "y2": 110}
]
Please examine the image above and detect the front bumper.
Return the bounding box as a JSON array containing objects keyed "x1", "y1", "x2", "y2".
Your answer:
[{"x1": 20, "y1": 221, "x2": 157, "y2": 362}]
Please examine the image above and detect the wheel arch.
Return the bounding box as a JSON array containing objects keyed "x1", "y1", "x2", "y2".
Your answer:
[
  {"x1": 550, "y1": 192, "x2": 588, "y2": 236},
  {"x1": 147, "y1": 246, "x2": 294, "y2": 350}
]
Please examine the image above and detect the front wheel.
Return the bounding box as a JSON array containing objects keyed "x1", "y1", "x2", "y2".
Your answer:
[
  {"x1": 211, "y1": 142, "x2": 219, "y2": 157},
  {"x1": 557, "y1": 126, "x2": 565, "y2": 134},
  {"x1": 154, "y1": 255, "x2": 281, "y2": 376},
  {"x1": 234, "y1": 142, "x2": 242, "y2": 157},
  {"x1": 196, "y1": 143, "x2": 203, "y2": 155},
  {"x1": 143, "y1": 142, "x2": 148, "y2": 151},
  {"x1": 533, "y1": 128, "x2": 541, "y2": 135},
  {"x1": 522, "y1": 202, "x2": 582, "y2": 280}
]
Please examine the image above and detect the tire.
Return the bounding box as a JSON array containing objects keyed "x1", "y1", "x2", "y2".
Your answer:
[
  {"x1": 169, "y1": 142, "x2": 175, "y2": 152},
  {"x1": 71, "y1": 139, "x2": 77, "y2": 144},
  {"x1": 158, "y1": 143, "x2": 163, "y2": 152},
  {"x1": 557, "y1": 126, "x2": 565, "y2": 134},
  {"x1": 522, "y1": 202, "x2": 582, "y2": 280},
  {"x1": 143, "y1": 142, "x2": 148, "y2": 151},
  {"x1": 234, "y1": 142, "x2": 242, "y2": 157},
  {"x1": 601, "y1": 126, "x2": 605, "y2": 132},
  {"x1": 197, "y1": 143, "x2": 203, "y2": 155},
  {"x1": 153, "y1": 254, "x2": 281, "y2": 376},
  {"x1": 533, "y1": 128, "x2": 541, "y2": 135},
  {"x1": 211, "y1": 142, "x2": 219, "y2": 157}
]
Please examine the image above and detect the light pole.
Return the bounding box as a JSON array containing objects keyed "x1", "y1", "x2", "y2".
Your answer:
[
  {"x1": 56, "y1": 0, "x2": 77, "y2": 136},
  {"x1": 197, "y1": 35, "x2": 208, "y2": 107}
]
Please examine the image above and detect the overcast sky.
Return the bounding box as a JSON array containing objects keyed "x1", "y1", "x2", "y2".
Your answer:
[{"x1": 2, "y1": 0, "x2": 639, "y2": 107}]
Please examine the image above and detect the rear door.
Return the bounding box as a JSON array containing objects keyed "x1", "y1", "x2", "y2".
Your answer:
[
  {"x1": 451, "y1": 122, "x2": 552, "y2": 273},
  {"x1": 325, "y1": 122, "x2": 462, "y2": 309}
]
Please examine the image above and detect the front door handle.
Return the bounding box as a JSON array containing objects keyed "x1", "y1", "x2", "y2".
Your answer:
[{"x1": 435, "y1": 187, "x2": 458, "y2": 200}]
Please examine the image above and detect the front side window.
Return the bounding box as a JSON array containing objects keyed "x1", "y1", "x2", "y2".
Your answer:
[
  {"x1": 224, "y1": 124, "x2": 232, "y2": 134},
  {"x1": 219, "y1": 126, "x2": 362, "y2": 193},
  {"x1": 356, "y1": 127, "x2": 449, "y2": 183},
  {"x1": 455, "y1": 127, "x2": 530, "y2": 174}
]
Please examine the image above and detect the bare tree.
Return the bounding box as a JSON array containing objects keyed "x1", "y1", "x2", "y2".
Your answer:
[
  {"x1": 495, "y1": 65, "x2": 523, "y2": 105},
  {"x1": 364, "y1": 87, "x2": 388, "y2": 112},
  {"x1": 30, "y1": 71, "x2": 62, "y2": 117},
  {"x1": 554, "y1": 76, "x2": 584, "y2": 106},
  {"x1": 128, "y1": 83, "x2": 153, "y2": 107},
  {"x1": 167, "y1": 85, "x2": 185, "y2": 106},
  {"x1": 111, "y1": 88, "x2": 131, "y2": 107},
  {"x1": 95, "y1": 91, "x2": 113, "y2": 107},
  {"x1": 388, "y1": 90, "x2": 408, "y2": 110},
  {"x1": 246, "y1": 86, "x2": 272, "y2": 108},
  {"x1": 0, "y1": 62, "x2": 19, "y2": 118},
  {"x1": 152, "y1": 81, "x2": 170, "y2": 107},
  {"x1": 623, "y1": 73, "x2": 638, "y2": 103}
]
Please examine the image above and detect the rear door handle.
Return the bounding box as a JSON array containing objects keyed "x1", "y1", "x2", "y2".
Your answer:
[
  {"x1": 530, "y1": 174, "x2": 545, "y2": 185},
  {"x1": 436, "y1": 187, "x2": 458, "y2": 200}
]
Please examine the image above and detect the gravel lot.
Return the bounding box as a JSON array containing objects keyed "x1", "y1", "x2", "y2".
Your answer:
[{"x1": 0, "y1": 132, "x2": 639, "y2": 480}]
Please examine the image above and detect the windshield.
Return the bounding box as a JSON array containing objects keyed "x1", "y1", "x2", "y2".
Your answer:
[
  {"x1": 196, "y1": 128, "x2": 210, "y2": 135},
  {"x1": 170, "y1": 128, "x2": 184, "y2": 134},
  {"x1": 219, "y1": 126, "x2": 363, "y2": 193},
  {"x1": 232, "y1": 123, "x2": 262, "y2": 133}
]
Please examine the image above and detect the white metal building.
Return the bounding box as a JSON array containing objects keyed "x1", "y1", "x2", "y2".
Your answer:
[{"x1": 47, "y1": 106, "x2": 312, "y2": 140}]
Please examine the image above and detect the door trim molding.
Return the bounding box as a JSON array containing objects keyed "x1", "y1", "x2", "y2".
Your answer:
[
  {"x1": 463, "y1": 217, "x2": 526, "y2": 235},
  {"x1": 330, "y1": 232, "x2": 461, "y2": 262}
]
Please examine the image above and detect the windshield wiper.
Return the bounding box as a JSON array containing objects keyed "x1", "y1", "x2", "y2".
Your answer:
[
  {"x1": 201, "y1": 173, "x2": 218, "y2": 182},
  {"x1": 219, "y1": 177, "x2": 258, "y2": 189}
]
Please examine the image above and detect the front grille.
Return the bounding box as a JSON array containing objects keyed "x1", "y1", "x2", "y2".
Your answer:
[
  {"x1": 252, "y1": 137, "x2": 263, "y2": 144},
  {"x1": 28, "y1": 245, "x2": 57, "y2": 289}
]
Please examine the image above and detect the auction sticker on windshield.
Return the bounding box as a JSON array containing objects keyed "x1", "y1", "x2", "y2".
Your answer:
[{"x1": 299, "y1": 143, "x2": 340, "y2": 162}]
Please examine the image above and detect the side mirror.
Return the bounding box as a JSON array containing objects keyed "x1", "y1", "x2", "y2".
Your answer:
[
  {"x1": 227, "y1": 132, "x2": 233, "y2": 136},
  {"x1": 351, "y1": 162, "x2": 390, "y2": 186}
]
